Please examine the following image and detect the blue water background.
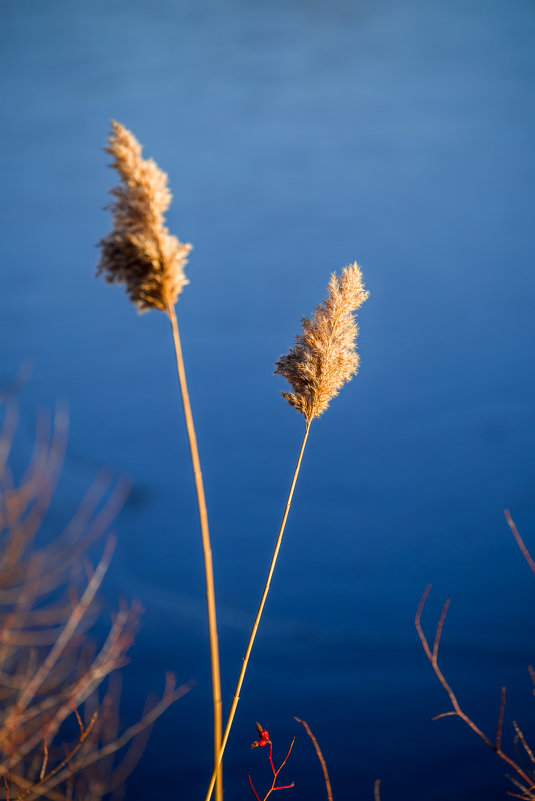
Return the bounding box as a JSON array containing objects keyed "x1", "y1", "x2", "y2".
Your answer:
[{"x1": 2, "y1": 1, "x2": 535, "y2": 798}]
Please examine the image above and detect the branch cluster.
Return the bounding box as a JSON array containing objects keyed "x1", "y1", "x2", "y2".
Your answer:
[{"x1": 0, "y1": 403, "x2": 186, "y2": 801}]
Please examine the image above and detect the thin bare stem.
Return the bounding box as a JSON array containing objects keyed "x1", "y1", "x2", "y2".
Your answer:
[
  {"x1": 13, "y1": 536, "x2": 116, "y2": 715},
  {"x1": 497, "y1": 687, "x2": 506, "y2": 753},
  {"x1": 14, "y1": 709, "x2": 98, "y2": 800},
  {"x1": 374, "y1": 779, "x2": 381, "y2": 801},
  {"x1": 39, "y1": 740, "x2": 48, "y2": 782},
  {"x1": 513, "y1": 721, "x2": 535, "y2": 767},
  {"x1": 205, "y1": 422, "x2": 312, "y2": 801},
  {"x1": 167, "y1": 305, "x2": 223, "y2": 801},
  {"x1": 505, "y1": 510, "x2": 535, "y2": 578},
  {"x1": 294, "y1": 718, "x2": 332, "y2": 801},
  {"x1": 416, "y1": 586, "x2": 534, "y2": 788},
  {"x1": 248, "y1": 776, "x2": 261, "y2": 801},
  {"x1": 22, "y1": 675, "x2": 191, "y2": 799},
  {"x1": 250, "y1": 738, "x2": 295, "y2": 801}
]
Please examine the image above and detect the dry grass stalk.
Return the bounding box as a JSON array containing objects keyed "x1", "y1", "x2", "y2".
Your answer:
[
  {"x1": 205, "y1": 263, "x2": 367, "y2": 801},
  {"x1": 97, "y1": 122, "x2": 223, "y2": 801},
  {"x1": 97, "y1": 121, "x2": 191, "y2": 313},
  {"x1": 0, "y1": 402, "x2": 187, "y2": 801},
  {"x1": 274, "y1": 262, "x2": 368, "y2": 422}
]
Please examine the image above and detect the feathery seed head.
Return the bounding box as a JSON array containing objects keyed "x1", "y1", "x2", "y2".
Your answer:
[
  {"x1": 274, "y1": 262, "x2": 369, "y2": 422},
  {"x1": 97, "y1": 120, "x2": 191, "y2": 314}
]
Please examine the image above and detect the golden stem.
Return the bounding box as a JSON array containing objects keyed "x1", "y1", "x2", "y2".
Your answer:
[
  {"x1": 167, "y1": 306, "x2": 223, "y2": 801},
  {"x1": 204, "y1": 420, "x2": 312, "y2": 801}
]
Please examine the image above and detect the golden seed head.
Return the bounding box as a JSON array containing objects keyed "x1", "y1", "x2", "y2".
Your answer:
[
  {"x1": 274, "y1": 262, "x2": 369, "y2": 422},
  {"x1": 97, "y1": 120, "x2": 191, "y2": 314}
]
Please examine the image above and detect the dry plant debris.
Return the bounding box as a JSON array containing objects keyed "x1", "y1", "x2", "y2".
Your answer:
[
  {"x1": 0, "y1": 401, "x2": 188, "y2": 801},
  {"x1": 416, "y1": 512, "x2": 535, "y2": 800}
]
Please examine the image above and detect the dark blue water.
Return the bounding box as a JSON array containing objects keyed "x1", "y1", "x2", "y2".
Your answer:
[{"x1": 2, "y1": 1, "x2": 535, "y2": 798}]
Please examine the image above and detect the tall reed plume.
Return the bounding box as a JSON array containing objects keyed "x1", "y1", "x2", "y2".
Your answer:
[
  {"x1": 274, "y1": 262, "x2": 369, "y2": 422},
  {"x1": 97, "y1": 121, "x2": 223, "y2": 801},
  {"x1": 97, "y1": 120, "x2": 191, "y2": 313},
  {"x1": 205, "y1": 262, "x2": 368, "y2": 801}
]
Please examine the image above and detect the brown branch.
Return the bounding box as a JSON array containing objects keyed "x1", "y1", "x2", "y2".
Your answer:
[
  {"x1": 513, "y1": 721, "x2": 535, "y2": 767},
  {"x1": 294, "y1": 718, "x2": 332, "y2": 801},
  {"x1": 497, "y1": 688, "x2": 506, "y2": 753},
  {"x1": 505, "y1": 511, "x2": 535, "y2": 578},
  {"x1": 0, "y1": 400, "x2": 180, "y2": 801},
  {"x1": 14, "y1": 709, "x2": 98, "y2": 800},
  {"x1": 415, "y1": 586, "x2": 534, "y2": 788},
  {"x1": 38, "y1": 741, "x2": 48, "y2": 782},
  {"x1": 27, "y1": 676, "x2": 192, "y2": 798},
  {"x1": 13, "y1": 536, "x2": 116, "y2": 716}
]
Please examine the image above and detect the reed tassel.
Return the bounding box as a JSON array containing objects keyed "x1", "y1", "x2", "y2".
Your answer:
[
  {"x1": 97, "y1": 121, "x2": 223, "y2": 801},
  {"x1": 205, "y1": 262, "x2": 367, "y2": 801}
]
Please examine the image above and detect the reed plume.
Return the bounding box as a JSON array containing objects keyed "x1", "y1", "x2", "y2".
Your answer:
[
  {"x1": 97, "y1": 121, "x2": 223, "y2": 801},
  {"x1": 97, "y1": 120, "x2": 191, "y2": 313},
  {"x1": 274, "y1": 261, "x2": 369, "y2": 422},
  {"x1": 205, "y1": 262, "x2": 368, "y2": 801}
]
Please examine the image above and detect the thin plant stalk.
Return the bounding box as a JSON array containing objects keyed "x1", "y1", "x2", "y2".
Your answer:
[
  {"x1": 204, "y1": 421, "x2": 311, "y2": 801},
  {"x1": 168, "y1": 305, "x2": 223, "y2": 801},
  {"x1": 97, "y1": 121, "x2": 224, "y2": 800}
]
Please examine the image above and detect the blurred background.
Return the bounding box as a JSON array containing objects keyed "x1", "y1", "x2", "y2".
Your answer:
[{"x1": 1, "y1": 0, "x2": 535, "y2": 798}]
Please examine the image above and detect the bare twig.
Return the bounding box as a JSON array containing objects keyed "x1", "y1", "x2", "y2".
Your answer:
[
  {"x1": 39, "y1": 740, "x2": 48, "y2": 782},
  {"x1": 416, "y1": 586, "x2": 534, "y2": 789},
  {"x1": 249, "y1": 731, "x2": 295, "y2": 801},
  {"x1": 0, "y1": 400, "x2": 182, "y2": 800},
  {"x1": 13, "y1": 536, "x2": 116, "y2": 716},
  {"x1": 374, "y1": 779, "x2": 381, "y2": 801},
  {"x1": 14, "y1": 709, "x2": 98, "y2": 800},
  {"x1": 497, "y1": 687, "x2": 506, "y2": 754},
  {"x1": 505, "y1": 511, "x2": 535, "y2": 578},
  {"x1": 294, "y1": 718, "x2": 332, "y2": 801},
  {"x1": 513, "y1": 721, "x2": 535, "y2": 767}
]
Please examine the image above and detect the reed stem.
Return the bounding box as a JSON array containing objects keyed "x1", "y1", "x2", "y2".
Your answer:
[
  {"x1": 167, "y1": 306, "x2": 223, "y2": 801},
  {"x1": 204, "y1": 420, "x2": 312, "y2": 801}
]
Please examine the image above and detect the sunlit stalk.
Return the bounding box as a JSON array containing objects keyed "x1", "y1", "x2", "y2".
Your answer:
[
  {"x1": 204, "y1": 421, "x2": 311, "y2": 801},
  {"x1": 168, "y1": 306, "x2": 223, "y2": 801}
]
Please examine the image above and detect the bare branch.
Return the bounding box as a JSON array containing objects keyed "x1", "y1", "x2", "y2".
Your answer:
[
  {"x1": 513, "y1": 721, "x2": 535, "y2": 768},
  {"x1": 294, "y1": 718, "x2": 332, "y2": 801},
  {"x1": 505, "y1": 511, "x2": 535, "y2": 577},
  {"x1": 416, "y1": 587, "x2": 535, "y2": 790},
  {"x1": 497, "y1": 688, "x2": 506, "y2": 753}
]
